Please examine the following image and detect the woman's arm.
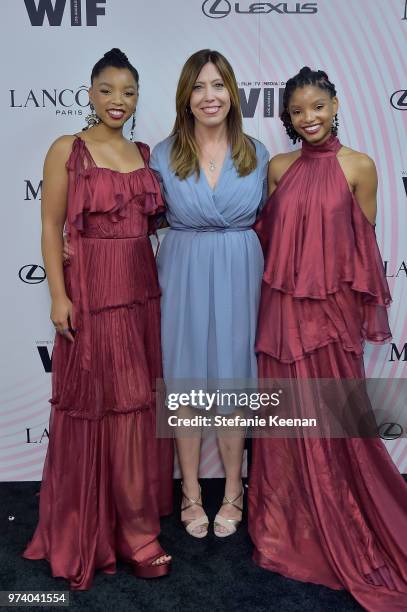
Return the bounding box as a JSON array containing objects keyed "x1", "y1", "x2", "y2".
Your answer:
[
  {"x1": 149, "y1": 141, "x2": 169, "y2": 230},
  {"x1": 352, "y1": 154, "x2": 378, "y2": 226},
  {"x1": 267, "y1": 157, "x2": 279, "y2": 197},
  {"x1": 41, "y1": 135, "x2": 75, "y2": 341}
]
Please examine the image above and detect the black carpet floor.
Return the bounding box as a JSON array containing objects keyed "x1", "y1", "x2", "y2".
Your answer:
[{"x1": 0, "y1": 479, "x2": 363, "y2": 612}]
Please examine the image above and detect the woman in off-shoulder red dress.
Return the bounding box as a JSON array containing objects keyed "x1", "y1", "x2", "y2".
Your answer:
[
  {"x1": 248, "y1": 67, "x2": 407, "y2": 611},
  {"x1": 23, "y1": 49, "x2": 173, "y2": 589}
]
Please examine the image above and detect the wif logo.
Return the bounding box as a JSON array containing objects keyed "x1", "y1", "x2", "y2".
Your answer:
[
  {"x1": 239, "y1": 83, "x2": 284, "y2": 118},
  {"x1": 37, "y1": 345, "x2": 52, "y2": 372},
  {"x1": 24, "y1": 0, "x2": 106, "y2": 27}
]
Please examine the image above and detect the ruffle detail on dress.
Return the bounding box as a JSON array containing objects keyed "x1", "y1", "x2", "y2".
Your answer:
[
  {"x1": 256, "y1": 188, "x2": 390, "y2": 307},
  {"x1": 49, "y1": 295, "x2": 162, "y2": 420},
  {"x1": 254, "y1": 135, "x2": 391, "y2": 363},
  {"x1": 255, "y1": 281, "x2": 391, "y2": 364},
  {"x1": 65, "y1": 138, "x2": 164, "y2": 233},
  {"x1": 64, "y1": 137, "x2": 164, "y2": 371}
]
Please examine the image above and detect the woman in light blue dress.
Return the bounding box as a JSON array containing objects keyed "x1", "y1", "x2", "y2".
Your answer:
[{"x1": 150, "y1": 49, "x2": 269, "y2": 538}]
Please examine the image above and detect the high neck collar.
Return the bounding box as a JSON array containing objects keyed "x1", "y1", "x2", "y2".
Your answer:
[{"x1": 301, "y1": 133, "x2": 341, "y2": 158}]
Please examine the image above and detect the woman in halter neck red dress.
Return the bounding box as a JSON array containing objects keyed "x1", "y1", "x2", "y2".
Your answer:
[
  {"x1": 248, "y1": 67, "x2": 407, "y2": 611},
  {"x1": 22, "y1": 49, "x2": 173, "y2": 589}
]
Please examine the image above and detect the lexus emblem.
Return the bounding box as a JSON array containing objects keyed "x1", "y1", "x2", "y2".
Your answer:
[
  {"x1": 390, "y1": 90, "x2": 407, "y2": 110},
  {"x1": 202, "y1": 0, "x2": 231, "y2": 19},
  {"x1": 378, "y1": 422, "x2": 404, "y2": 440},
  {"x1": 19, "y1": 264, "x2": 46, "y2": 284}
]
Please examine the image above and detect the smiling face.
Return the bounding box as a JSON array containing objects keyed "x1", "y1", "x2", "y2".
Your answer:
[
  {"x1": 288, "y1": 85, "x2": 338, "y2": 144},
  {"x1": 189, "y1": 62, "x2": 231, "y2": 128},
  {"x1": 89, "y1": 66, "x2": 138, "y2": 130}
]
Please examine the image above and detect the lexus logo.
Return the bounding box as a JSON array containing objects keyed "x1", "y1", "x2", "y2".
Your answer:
[
  {"x1": 19, "y1": 265, "x2": 46, "y2": 284},
  {"x1": 202, "y1": 0, "x2": 230, "y2": 18},
  {"x1": 202, "y1": 0, "x2": 318, "y2": 18},
  {"x1": 378, "y1": 422, "x2": 404, "y2": 440},
  {"x1": 390, "y1": 90, "x2": 407, "y2": 110}
]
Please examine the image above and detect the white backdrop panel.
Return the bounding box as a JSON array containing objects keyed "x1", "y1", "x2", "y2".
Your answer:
[{"x1": 1, "y1": 0, "x2": 406, "y2": 479}]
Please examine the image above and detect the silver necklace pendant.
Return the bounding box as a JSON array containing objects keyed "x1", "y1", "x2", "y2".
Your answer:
[{"x1": 209, "y1": 159, "x2": 216, "y2": 172}]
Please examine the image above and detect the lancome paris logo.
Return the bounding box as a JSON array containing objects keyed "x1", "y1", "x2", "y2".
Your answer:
[
  {"x1": 10, "y1": 86, "x2": 89, "y2": 117},
  {"x1": 24, "y1": 0, "x2": 106, "y2": 26},
  {"x1": 26, "y1": 426, "x2": 49, "y2": 444},
  {"x1": 383, "y1": 261, "x2": 407, "y2": 279},
  {"x1": 202, "y1": 0, "x2": 318, "y2": 18},
  {"x1": 239, "y1": 82, "x2": 284, "y2": 118}
]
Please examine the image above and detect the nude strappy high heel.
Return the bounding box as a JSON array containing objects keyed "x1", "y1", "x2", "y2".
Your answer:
[
  {"x1": 213, "y1": 488, "x2": 244, "y2": 538},
  {"x1": 181, "y1": 485, "x2": 209, "y2": 538}
]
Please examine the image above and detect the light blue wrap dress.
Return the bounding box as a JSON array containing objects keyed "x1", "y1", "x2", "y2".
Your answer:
[{"x1": 150, "y1": 136, "x2": 269, "y2": 410}]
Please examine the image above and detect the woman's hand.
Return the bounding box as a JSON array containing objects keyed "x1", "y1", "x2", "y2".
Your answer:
[
  {"x1": 63, "y1": 234, "x2": 74, "y2": 262},
  {"x1": 51, "y1": 295, "x2": 75, "y2": 342}
]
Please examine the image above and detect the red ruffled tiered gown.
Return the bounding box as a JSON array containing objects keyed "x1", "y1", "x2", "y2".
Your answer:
[
  {"x1": 248, "y1": 135, "x2": 407, "y2": 611},
  {"x1": 23, "y1": 137, "x2": 173, "y2": 590}
]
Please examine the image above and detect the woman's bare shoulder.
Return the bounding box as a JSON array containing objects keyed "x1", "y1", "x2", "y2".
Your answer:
[
  {"x1": 269, "y1": 150, "x2": 301, "y2": 182},
  {"x1": 46, "y1": 134, "x2": 77, "y2": 158},
  {"x1": 338, "y1": 145, "x2": 376, "y2": 170}
]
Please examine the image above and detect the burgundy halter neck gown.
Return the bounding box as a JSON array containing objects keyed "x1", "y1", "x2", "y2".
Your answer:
[
  {"x1": 22, "y1": 138, "x2": 173, "y2": 590},
  {"x1": 249, "y1": 135, "x2": 407, "y2": 611}
]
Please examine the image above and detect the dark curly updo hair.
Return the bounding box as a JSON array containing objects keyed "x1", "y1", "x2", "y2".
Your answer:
[
  {"x1": 281, "y1": 66, "x2": 337, "y2": 144},
  {"x1": 91, "y1": 48, "x2": 139, "y2": 85}
]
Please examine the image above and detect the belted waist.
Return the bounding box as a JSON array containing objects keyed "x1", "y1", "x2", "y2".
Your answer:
[
  {"x1": 170, "y1": 226, "x2": 252, "y2": 233},
  {"x1": 81, "y1": 235, "x2": 147, "y2": 240}
]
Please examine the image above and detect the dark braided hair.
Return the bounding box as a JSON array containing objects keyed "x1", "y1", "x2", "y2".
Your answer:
[
  {"x1": 91, "y1": 48, "x2": 139, "y2": 85},
  {"x1": 281, "y1": 66, "x2": 337, "y2": 144}
]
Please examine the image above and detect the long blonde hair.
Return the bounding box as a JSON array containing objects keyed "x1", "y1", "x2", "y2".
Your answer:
[{"x1": 170, "y1": 49, "x2": 257, "y2": 180}]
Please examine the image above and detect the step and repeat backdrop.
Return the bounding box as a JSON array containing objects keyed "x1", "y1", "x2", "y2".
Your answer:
[{"x1": 1, "y1": 0, "x2": 406, "y2": 480}]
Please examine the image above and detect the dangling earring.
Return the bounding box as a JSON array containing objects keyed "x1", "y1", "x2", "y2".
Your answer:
[
  {"x1": 129, "y1": 111, "x2": 136, "y2": 141},
  {"x1": 85, "y1": 103, "x2": 99, "y2": 129},
  {"x1": 332, "y1": 113, "x2": 339, "y2": 136}
]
